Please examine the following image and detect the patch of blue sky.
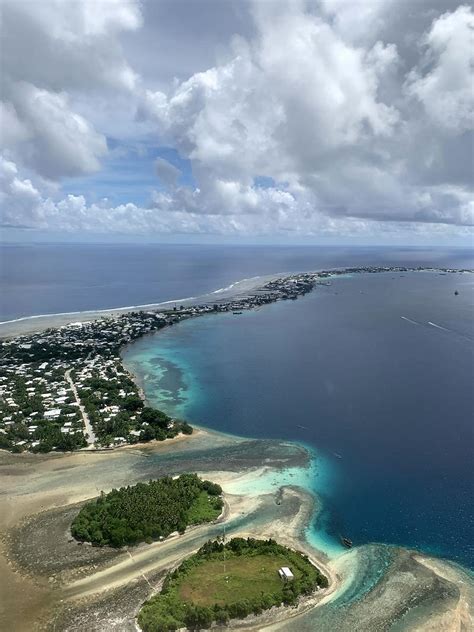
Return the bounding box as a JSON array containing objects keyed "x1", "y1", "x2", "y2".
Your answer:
[
  {"x1": 253, "y1": 175, "x2": 276, "y2": 188},
  {"x1": 253, "y1": 175, "x2": 290, "y2": 190},
  {"x1": 61, "y1": 140, "x2": 195, "y2": 206}
]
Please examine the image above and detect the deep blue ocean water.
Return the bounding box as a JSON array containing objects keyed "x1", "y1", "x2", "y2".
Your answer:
[
  {"x1": 124, "y1": 271, "x2": 474, "y2": 568},
  {"x1": 1, "y1": 243, "x2": 473, "y2": 321}
]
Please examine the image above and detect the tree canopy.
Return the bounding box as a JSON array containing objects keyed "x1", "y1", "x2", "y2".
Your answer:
[{"x1": 71, "y1": 474, "x2": 223, "y2": 547}]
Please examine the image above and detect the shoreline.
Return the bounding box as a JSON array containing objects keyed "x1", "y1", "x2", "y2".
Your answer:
[
  {"x1": 1, "y1": 266, "x2": 470, "y2": 339},
  {"x1": 0, "y1": 272, "x2": 283, "y2": 337},
  {"x1": 0, "y1": 429, "x2": 326, "y2": 631}
]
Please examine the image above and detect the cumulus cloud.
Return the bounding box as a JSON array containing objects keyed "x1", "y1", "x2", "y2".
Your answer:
[
  {"x1": 1, "y1": 0, "x2": 141, "y2": 93},
  {"x1": 1, "y1": 0, "x2": 472, "y2": 239},
  {"x1": 405, "y1": 5, "x2": 473, "y2": 133},
  {"x1": 2, "y1": 157, "x2": 470, "y2": 241},
  {"x1": 1, "y1": 0, "x2": 140, "y2": 181},
  {"x1": 139, "y1": 1, "x2": 472, "y2": 228},
  {"x1": 5, "y1": 84, "x2": 108, "y2": 179},
  {"x1": 0, "y1": 157, "x2": 43, "y2": 228}
]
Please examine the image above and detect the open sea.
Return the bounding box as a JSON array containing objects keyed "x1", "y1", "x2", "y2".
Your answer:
[
  {"x1": 1, "y1": 243, "x2": 473, "y2": 321},
  {"x1": 2, "y1": 243, "x2": 474, "y2": 569}
]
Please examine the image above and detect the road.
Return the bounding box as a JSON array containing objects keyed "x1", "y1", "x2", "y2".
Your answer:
[{"x1": 65, "y1": 368, "x2": 96, "y2": 446}]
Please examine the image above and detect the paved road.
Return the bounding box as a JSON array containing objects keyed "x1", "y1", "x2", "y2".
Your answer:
[{"x1": 65, "y1": 368, "x2": 96, "y2": 446}]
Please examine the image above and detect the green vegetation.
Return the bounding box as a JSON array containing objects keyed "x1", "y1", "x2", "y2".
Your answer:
[
  {"x1": 71, "y1": 474, "x2": 223, "y2": 548},
  {"x1": 76, "y1": 367, "x2": 192, "y2": 445},
  {"x1": 138, "y1": 537, "x2": 328, "y2": 631}
]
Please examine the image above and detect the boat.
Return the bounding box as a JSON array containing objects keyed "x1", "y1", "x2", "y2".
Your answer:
[
  {"x1": 454, "y1": 290, "x2": 459, "y2": 296},
  {"x1": 233, "y1": 311, "x2": 243, "y2": 315},
  {"x1": 341, "y1": 537, "x2": 353, "y2": 548}
]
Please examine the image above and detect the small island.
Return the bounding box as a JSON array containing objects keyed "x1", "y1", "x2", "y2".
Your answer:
[
  {"x1": 71, "y1": 474, "x2": 223, "y2": 547},
  {"x1": 138, "y1": 537, "x2": 328, "y2": 631}
]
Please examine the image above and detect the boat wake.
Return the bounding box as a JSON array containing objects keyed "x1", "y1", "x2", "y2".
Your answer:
[
  {"x1": 427, "y1": 321, "x2": 451, "y2": 332},
  {"x1": 400, "y1": 316, "x2": 421, "y2": 326},
  {"x1": 402, "y1": 316, "x2": 473, "y2": 343}
]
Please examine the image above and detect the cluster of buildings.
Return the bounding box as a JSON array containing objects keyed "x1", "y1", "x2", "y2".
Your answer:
[
  {"x1": 0, "y1": 311, "x2": 173, "y2": 452},
  {"x1": 72, "y1": 355, "x2": 159, "y2": 446},
  {"x1": 0, "y1": 360, "x2": 84, "y2": 451}
]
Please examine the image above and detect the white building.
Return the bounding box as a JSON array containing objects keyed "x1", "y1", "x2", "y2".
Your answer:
[
  {"x1": 44, "y1": 408, "x2": 61, "y2": 418},
  {"x1": 278, "y1": 567, "x2": 294, "y2": 581}
]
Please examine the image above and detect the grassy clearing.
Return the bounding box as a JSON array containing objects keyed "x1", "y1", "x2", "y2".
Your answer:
[
  {"x1": 178, "y1": 553, "x2": 298, "y2": 605},
  {"x1": 185, "y1": 490, "x2": 222, "y2": 525},
  {"x1": 138, "y1": 538, "x2": 328, "y2": 631}
]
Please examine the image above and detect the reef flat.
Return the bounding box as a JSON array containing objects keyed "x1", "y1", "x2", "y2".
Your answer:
[{"x1": 0, "y1": 426, "x2": 472, "y2": 631}]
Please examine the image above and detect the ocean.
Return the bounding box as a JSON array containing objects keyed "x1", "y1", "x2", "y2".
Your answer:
[
  {"x1": 1, "y1": 243, "x2": 473, "y2": 321},
  {"x1": 123, "y1": 269, "x2": 474, "y2": 569}
]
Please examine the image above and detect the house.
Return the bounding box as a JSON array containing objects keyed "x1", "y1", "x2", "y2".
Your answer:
[
  {"x1": 44, "y1": 408, "x2": 61, "y2": 418},
  {"x1": 278, "y1": 567, "x2": 294, "y2": 581}
]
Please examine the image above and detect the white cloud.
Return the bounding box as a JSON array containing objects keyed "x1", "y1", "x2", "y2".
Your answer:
[
  {"x1": 1, "y1": 157, "x2": 471, "y2": 245},
  {"x1": 1, "y1": 0, "x2": 472, "y2": 240},
  {"x1": 405, "y1": 5, "x2": 474, "y2": 133},
  {"x1": 319, "y1": 0, "x2": 396, "y2": 44},
  {"x1": 4, "y1": 85, "x2": 107, "y2": 179},
  {"x1": 1, "y1": 0, "x2": 141, "y2": 182},
  {"x1": 1, "y1": 0, "x2": 141, "y2": 93},
  {"x1": 0, "y1": 157, "x2": 42, "y2": 227},
  {"x1": 140, "y1": 2, "x2": 472, "y2": 228},
  {"x1": 144, "y1": 4, "x2": 399, "y2": 180}
]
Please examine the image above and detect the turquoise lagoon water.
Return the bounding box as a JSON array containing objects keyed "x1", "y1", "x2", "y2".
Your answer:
[
  {"x1": 124, "y1": 271, "x2": 474, "y2": 569},
  {"x1": 124, "y1": 336, "x2": 342, "y2": 558}
]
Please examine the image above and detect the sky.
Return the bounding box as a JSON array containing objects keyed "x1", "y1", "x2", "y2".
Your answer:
[{"x1": 0, "y1": 0, "x2": 473, "y2": 245}]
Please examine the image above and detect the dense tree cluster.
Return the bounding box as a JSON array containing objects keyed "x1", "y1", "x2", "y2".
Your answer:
[
  {"x1": 138, "y1": 537, "x2": 328, "y2": 631},
  {"x1": 71, "y1": 474, "x2": 223, "y2": 547}
]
